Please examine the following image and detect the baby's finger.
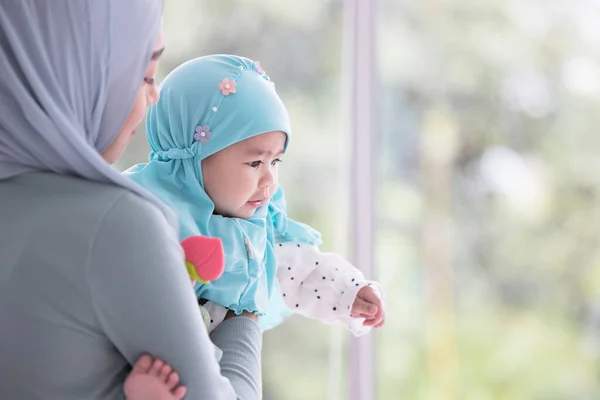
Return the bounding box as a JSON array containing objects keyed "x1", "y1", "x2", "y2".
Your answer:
[
  {"x1": 363, "y1": 309, "x2": 386, "y2": 327},
  {"x1": 351, "y1": 297, "x2": 378, "y2": 316},
  {"x1": 373, "y1": 312, "x2": 386, "y2": 328},
  {"x1": 372, "y1": 301, "x2": 383, "y2": 323},
  {"x1": 365, "y1": 291, "x2": 383, "y2": 321},
  {"x1": 360, "y1": 286, "x2": 381, "y2": 304}
]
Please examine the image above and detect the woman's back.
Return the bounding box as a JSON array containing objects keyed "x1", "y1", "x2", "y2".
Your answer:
[
  {"x1": 0, "y1": 171, "x2": 263, "y2": 399},
  {"x1": 0, "y1": 172, "x2": 146, "y2": 399}
]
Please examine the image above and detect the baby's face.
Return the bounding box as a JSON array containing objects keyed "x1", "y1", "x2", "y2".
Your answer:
[{"x1": 201, "y1": 131, "x2": 286, "y2": 219}]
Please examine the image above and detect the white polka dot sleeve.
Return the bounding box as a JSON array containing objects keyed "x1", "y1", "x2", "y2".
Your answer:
[{"x1": 275, "y1": 242, "x2": 384, "y2": 336}]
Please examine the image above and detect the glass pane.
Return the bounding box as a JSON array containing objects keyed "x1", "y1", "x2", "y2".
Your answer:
[
  {"x1": 119, "y1": 1, "x2": 346, "y2": 399},
  {"x1": 378, "y1": 0, "x2": 600, "y2": 398}
]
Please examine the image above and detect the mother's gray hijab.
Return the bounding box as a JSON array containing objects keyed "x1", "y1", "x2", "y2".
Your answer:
[{"x1": 0, "y1": 0, "x2": 175, "y2": 224}]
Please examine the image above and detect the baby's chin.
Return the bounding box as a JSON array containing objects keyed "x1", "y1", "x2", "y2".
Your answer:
[
  {"x1": 235, "y1": 206, "x2": 258, "y2": 220},
  {"x1": 215, "y1": 205, "x2": 256, "y2": 219}
]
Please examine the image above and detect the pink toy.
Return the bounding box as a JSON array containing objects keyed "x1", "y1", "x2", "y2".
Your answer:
[{"x1": 181, "y1": 236, "x2": 225, "y2": 284}]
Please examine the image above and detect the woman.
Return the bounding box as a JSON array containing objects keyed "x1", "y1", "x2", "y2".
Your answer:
[{"x1": 0, "y1": 2, "x2": 261, "y2": 399}]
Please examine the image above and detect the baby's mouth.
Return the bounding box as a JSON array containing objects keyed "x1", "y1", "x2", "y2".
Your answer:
[{"x1": 246, "y1": 199, "x2": 264, "y2": 208}]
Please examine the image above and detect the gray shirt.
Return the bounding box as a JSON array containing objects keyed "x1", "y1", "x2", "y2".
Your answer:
[{"x1": 0, "y1": 172, "x2": 262, "y2": 399}]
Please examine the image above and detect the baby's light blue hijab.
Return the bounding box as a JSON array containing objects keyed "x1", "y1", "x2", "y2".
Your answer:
[
  {"x1": 125, "y1": 55, "x2": 322, "y2": 329},
  {"x1": 0, "y1": 0, "x2": 175, "y2": 225}
]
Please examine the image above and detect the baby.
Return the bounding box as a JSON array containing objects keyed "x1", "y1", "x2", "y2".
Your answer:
[{"x1": 125, "y1": 55, "x2": 385, "y2": 335}]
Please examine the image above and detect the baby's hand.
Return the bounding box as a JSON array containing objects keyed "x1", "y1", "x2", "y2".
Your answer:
[{"x1": 351, "y1": 286, "x2": 385, "y2": 328}]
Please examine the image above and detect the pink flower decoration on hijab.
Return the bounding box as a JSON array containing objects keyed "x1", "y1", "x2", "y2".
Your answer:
[
  {"x1": 254, "y1": 62, "x2": 265, "y2": 75},
  {"x1": 194, "y1": 125, "x2": 212, "y2": 144},
  {"x1": 218, "y1": 78, "x2": 236, "y2": 96}
]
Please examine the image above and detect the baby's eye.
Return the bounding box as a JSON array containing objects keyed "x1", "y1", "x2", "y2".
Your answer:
[
  {"x1": 144, "y1": 77, "x2": 155, "y2": 85},
  {"x1": 271, "y1": 158, "x2": 283, "y2": 166},
  {"x1": 247, "y1": 160, "x2": 262, "y2": 168}
]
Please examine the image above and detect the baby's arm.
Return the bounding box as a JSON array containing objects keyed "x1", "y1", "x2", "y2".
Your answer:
[{"x1": 275, "y1": 242, "x2": 384, "y2": 336}]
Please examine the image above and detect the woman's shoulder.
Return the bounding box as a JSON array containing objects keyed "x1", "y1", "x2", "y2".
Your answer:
[
  {"x1": 3, "y1": 171, "x2": 175, "y2": 242},
  {"x1": 98, "y1": 186, "x2": 177, "y2": 240},
  {"x1": 46, "y1": 172, "x2": 183, "y2": 272},
  {"x1": 67, "y1": 175, "x2": 178, "y2": 242},
  {"x1": 0, "y1": 172, "x2": 181, "y2": 291}
]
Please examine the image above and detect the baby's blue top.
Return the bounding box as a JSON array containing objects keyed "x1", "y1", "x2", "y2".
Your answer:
[{"x1": 125, "y1": 55, "x2": 322, "y2": 329}]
